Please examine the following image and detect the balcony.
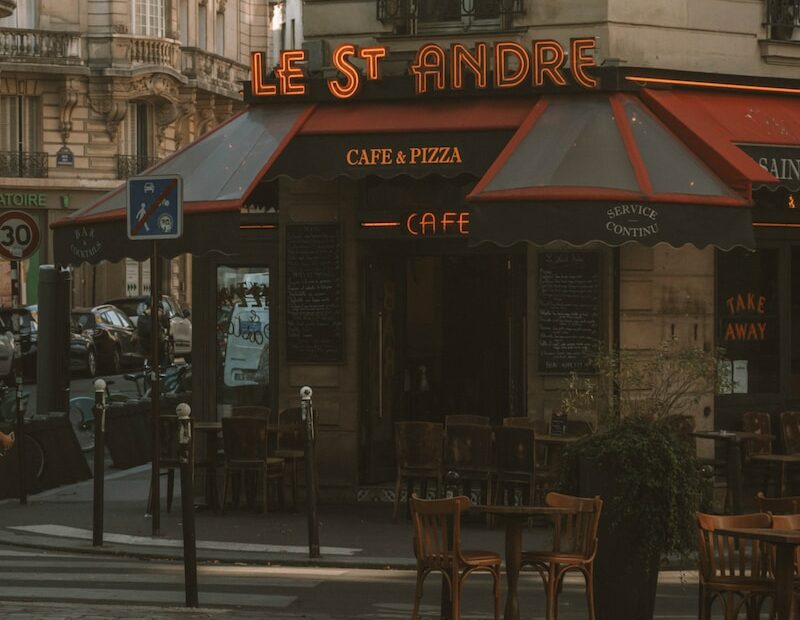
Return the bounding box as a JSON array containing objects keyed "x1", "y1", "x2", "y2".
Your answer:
[
  {"x1": 766, "y1": 0, "x2": 800, "y2": 41},
  {"x1": 377, "y1": 0, "x2": 524, "y2": 34},
  {"x1": 0, "y1": 28, "x2": 82, "y2": 64},
  {"x1": 181, "y1": 47, "x2": 249, "y2": 98},
  {"x1": 117, "y1": 154, "x2": 160, "y2": 179},
  {"x1": 86, "y1": 34, "x2": 182, "y2": 79},
  {"x1": 0, "y1": 151, "x2": 48, "y2": 178}
]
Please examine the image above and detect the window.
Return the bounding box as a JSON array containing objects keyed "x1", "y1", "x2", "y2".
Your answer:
[
  {"x1": 216, "y1": 266, "x2": 272, "y2": 417},
  {"x1": 0, "y1": 96, "x2": 45, "y2": 178},
  {"x1": 118, "y1": 101, "x2": 155, "y2": 178},
  {"x1": 198, "y1": 4, "x2": 207, "y2": 49},
  {"x1": 215, "y1": 10, "x2": 224, "y2": 56},
  {"x1": 717, "y1": 248, "x2": 780, "y2": 394},
  {"x1": 178, "y1": 0, "x2": 189, "y2": 45},
  {"x1": 133, "y1": 0, "x2": 166, "y2": 38},
  {"x1": 378, "y1": 0, "x2": 521, "y2": 34}
]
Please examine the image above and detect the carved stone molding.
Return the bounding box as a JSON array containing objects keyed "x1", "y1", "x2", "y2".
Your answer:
[
  {"x1": 197, "y1": 95, "x2": 217, "y2": 135},
  {"x1": 155, "y1": 101, "x2": 180, "y2": 148},
  {"x1": 217, "y1": 0, "x2": 227, "y2": 13},
  {"x1": 60, "y1": 79, "x2": 79, "y2": 144},
  {"x1": 175, "y1": 93, "x2": 197, "y2": 150},
  {"x1": 88, "y1": 86, "x2": 128, "y2": 141},
  {"x1": 128, "y1": 75, "x2": 180, "y2": 103}
]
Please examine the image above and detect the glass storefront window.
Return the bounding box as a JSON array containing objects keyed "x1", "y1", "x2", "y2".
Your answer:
[
  {"x1": 216, "y1": 266, "x2": 271, "y2": 417},
  {"x1": 717, "y1": 248, "x2": 779, "y2": 394},
  {"x1": 791, "y1": 249, "x2": 800, "y2": 398}
]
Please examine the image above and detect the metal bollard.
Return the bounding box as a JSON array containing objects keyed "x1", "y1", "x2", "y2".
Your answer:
[
  {"x1": 92, "y1": 379, "x2": 107, "y2": 546},
  {"x1": 177, "y1": 403, "x2": 198, "y2": 607},
  {"x1": 300, "y1": 386, "x2": 320, "y2": 558},
  {"x1": 15, "y1": 364, "x2": 25, "y2": 506}
]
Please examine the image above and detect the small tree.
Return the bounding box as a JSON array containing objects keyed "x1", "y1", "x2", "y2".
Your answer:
[{"x1": 556, "y1": 338, "x2": 724, "y2": 619}]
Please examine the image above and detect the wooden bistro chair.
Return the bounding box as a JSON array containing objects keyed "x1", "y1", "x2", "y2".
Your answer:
[
  {"x1": 770, "y1": 512, "x2": 800, "y2": 593},
  {"x1": 743, "y1": 411, "x2": 775, "y2": 486},
  {"x1": 444, "y1": 423, "x2": 495, "y2": 510},
  {"x1": 520, "y1": 492, "x2": 603, "y2": 620},
  {"x1": 409, "y1": 495, "x2": 501, "y2": 620},
  {"x1": 393, "y1": 421, "x2": 444, "y2": 521},
  {"x1": 445, "y1": 414, "x2": 490, "y2": 427},
  {"x1": 275, "y1": 407, "x2": 307, "y2": 511},
  {"x1": 221, "y1": 416, "x2": 285, "y2": 513},
  {"x1": 146, "y1": 414, "x2": 192, "y2": 514},
  {"x1": 756, "y1": 491, "x2": 800, "y2": 515},
  {"x1": 493, "y1": 425, "x2": 536, "y2": 507},
  {"x1": 696, "y1": 512, "x2": 775, "y2": 620}
]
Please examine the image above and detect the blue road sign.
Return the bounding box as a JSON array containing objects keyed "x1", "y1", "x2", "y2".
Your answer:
[{"x1": 127, "y1": 175, "x2": 183, "y2": 240}]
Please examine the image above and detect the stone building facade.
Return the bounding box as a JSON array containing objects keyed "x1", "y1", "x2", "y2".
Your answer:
[{"x1": 0, "y1": 0, "x2": 271, "y2": 306}]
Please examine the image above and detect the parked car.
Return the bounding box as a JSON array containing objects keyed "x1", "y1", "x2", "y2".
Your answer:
[
  {"x1": 0, "y1": 315, "x2": 15, "y2": 383},
  {"x1": 0, "y1": 306, "x2": 97, "y2": 379},
  {"x1": 104, "y1": 295, "x2": 192, "y2": 358},
  {"x1": 71, "y1": 305, "x2": 141, "y2": 373}
]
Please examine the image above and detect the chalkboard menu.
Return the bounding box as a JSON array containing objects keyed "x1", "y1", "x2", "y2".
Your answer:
[
  {"x1": 286, "y1": 224, "x2": 343, "y2": 363},
  {"x1": 538, "y1": 252, "x2": 601, "y2": 374}
]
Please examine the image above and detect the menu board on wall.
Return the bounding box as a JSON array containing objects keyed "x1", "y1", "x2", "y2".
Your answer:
[
  {"x1": 286, "y1": 224, "x2": 343, "y2": 363},
  {"x1": 538, "y1": 252, "x2": 601, "y2": 374}
]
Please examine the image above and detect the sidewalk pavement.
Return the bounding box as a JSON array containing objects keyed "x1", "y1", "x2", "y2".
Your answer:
[{"x1": 0, "y1": 464, "x2": 541, "y2": 568}]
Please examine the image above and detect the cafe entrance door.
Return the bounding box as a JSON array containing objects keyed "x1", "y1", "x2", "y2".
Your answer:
[{"x1": 360, "y1": 248, "x2": 524, "y2": 483}]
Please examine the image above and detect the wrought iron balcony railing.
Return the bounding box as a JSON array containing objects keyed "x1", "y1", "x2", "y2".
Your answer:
[
  {"x1": 117, "y1": 154, "x2": 159, "y2": 179},
  {"x1": 0, "y1": 151, "x2": 48, "y2": 178},
  {"x1": 767, "y1": 0, "x2": 800, "y2": 40},
  {"x1": 378, "y1": 0, "x2": 524, "y2": 33}
]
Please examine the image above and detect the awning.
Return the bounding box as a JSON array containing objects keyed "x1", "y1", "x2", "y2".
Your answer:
[
  {"x1": 641, "y1": 89, "x2": 790, "y2": 191},
  {"x1": 468, "y1": 93, "x2": 755, "y2": 250},
  {"x1": 53, "y1": 105, "x2": 312, "y2": 266},
  {"x1": 265, "y1": 99, "x2": 532, "y2": 180}
]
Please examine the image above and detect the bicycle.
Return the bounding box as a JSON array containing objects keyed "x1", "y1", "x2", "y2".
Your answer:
[
  {"x1": 68, "y1": 379, "x2": 131, "y2": 453},
  {"x1": 0, "y1": 385, "x2": 45, "y2": 484},
  {"x1": 123, "y1": 360, "x2": 191, "y2": 399}
]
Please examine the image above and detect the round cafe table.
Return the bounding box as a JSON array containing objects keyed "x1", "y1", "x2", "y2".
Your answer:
[{"x1": 470, "y1": 504, "x2": 574, "y2": 620}]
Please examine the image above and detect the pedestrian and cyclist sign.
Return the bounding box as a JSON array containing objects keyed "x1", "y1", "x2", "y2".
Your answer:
[{"x1": 127, "y1": 175, "x2": 183, "y2": 240}]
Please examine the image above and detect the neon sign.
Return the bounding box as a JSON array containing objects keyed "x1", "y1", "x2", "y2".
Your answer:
[
  {"x1": 360, "y1": 211, "x2": 470, "y2": 238},
  {"x1": 346, "y1": 146, "x2": 463, "y2": 167},
  {"x1": 250, "y1": 38, "x2": 597, "y2": 100}
]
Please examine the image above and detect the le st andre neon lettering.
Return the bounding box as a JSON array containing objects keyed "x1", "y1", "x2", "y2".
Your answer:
[{"x1": 250, "y1": 38, "x2": 598, "y2": 100}]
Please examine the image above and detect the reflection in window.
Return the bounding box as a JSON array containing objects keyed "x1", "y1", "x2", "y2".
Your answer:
[
  {"x1": 216, "y1": 266, "x2": 271, "y2": 417},
  {"x1": 717, "y1": 248, "x2": 779, "y2": 394}
]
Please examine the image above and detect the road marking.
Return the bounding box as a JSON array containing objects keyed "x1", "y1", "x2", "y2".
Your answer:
[{"x1": 9, "y1": 524, "x2": 362, "y2": 555}]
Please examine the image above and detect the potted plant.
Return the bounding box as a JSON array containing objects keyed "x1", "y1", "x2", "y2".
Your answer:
[
  {"x1": 770, "y1": 0, "x2": 796, "y2": 41},
  {"x1": 557, "y1": 339, "x2": 723, "y2": 620}
]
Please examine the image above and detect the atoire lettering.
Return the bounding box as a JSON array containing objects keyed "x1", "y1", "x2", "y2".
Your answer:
[
  {"x1": 605, "y1": 203, "x2": 659, "y2": 239},
  {"x1": 346, "y1": 146, "x2": 463, "y2": 166},
  {"x1": 0, "y1": 193, "x2": 46, "y2": 207}
]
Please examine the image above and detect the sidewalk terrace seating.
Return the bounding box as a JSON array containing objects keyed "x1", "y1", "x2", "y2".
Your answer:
[
  {"x1": 393, "y1": 421, "x2": 443, "y2": 521},
  {"x1": 520, "y1": 492, "x2": 603, "y2": 620},
  {"x1": 409, "y1": 495, "x2": 501, "y2": 620},
  {"x1": 221, "y1": 416, "x2": 285, "y2": 513},
  {"x1": 696, "y1": 511, "x2": 775, "y2": 620}
]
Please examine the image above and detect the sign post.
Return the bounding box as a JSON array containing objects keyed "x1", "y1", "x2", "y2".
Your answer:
[
  {"x1": 0, "y1": 210, "x2": 40, "y2": 506},
  {"x1": 127, "y1": 175, "x2": 182, "y2": 537}
]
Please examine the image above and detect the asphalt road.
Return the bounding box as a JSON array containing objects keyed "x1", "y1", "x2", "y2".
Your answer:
[{"x1": 0, "y1": 543, "x2": 701, "y2": 619}]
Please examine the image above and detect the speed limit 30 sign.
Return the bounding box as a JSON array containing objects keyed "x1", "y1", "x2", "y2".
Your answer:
[{"x1": 0, "y1": 210, "x2": 40, "y2": 260}]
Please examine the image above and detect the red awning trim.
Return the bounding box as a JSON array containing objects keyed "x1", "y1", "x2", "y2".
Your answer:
[
  {"x1": 468, "y1": 186, "x2": 749, "y2": 206},
  {"x1": 469, "y1": 98, "x2": 549, "y2": 198},
  {"x1": 641, "y1": 89, "x2": 779, "y2": 194},
  {"x1": 298, "y1": 99, "x2": 534, "y2": 135},
  {"x1": 610, "y1": 94, "x2": 653, "y2": 195}
]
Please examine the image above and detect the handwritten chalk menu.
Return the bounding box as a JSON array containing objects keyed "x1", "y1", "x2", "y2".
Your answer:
[
  {"x1": 286, "y1": 224, "x2": 343, "y2": 363},
  {"x1": 538, "y1": 252, "x2": 601, "y2": 373}
]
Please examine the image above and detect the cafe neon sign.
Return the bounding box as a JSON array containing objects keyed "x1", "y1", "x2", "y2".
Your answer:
[{"x1": 250, "y1": 38, "x2": 598, "y2": 99}]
